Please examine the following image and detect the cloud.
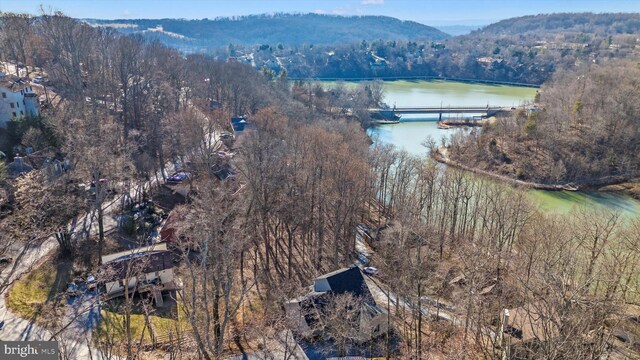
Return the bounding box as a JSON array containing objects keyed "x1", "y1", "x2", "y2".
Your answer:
[
  {"x1": 314, "y1": 5, "x2": 363, "y2": 16},
  {"x1": 361, "y1": 0, "x2": 384, "y2": 4},
  {"x1": 332, "y1": 6, "x2": 352, "y2": 15}
]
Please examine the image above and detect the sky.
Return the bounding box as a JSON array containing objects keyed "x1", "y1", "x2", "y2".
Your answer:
[{"x1": 1, "y1": 0, "x2": 638, "y2": 26}]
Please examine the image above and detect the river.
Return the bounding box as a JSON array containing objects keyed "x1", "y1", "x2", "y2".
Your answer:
[{"x1": 328, "y1": 80, "x2": 640, "y2": 217}]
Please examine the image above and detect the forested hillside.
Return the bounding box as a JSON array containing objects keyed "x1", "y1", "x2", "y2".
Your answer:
[
  {"x1": 85, "y1": 13, "x2": 449, "y2": 47},
  {"x1": 473, "y1": 12, "x2": 640, "y2": 36},
  {"x1": 216, "y1": 13, "x2": 640, "y2": 85},
  {"x1": 448, "y1": 62, "x2": 640, "y2": 186}
]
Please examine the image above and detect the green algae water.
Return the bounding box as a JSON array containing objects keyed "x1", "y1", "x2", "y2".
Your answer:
[
  {"x1": 324, "y1": 79, "x2": 640, "y2": 217},
  {"x1": 528, "y1": 189, "x2": 639, "y2": 216}
]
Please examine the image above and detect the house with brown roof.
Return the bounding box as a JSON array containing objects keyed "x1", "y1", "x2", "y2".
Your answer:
[{"x1": 100, "y1": 243, "x2": 178, "y2": 306}]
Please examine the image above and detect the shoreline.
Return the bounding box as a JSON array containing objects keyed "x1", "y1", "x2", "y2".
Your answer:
[
  {"x1": 290, "y1": 76, "x2": 541, "y2": 88},
  {"x1": 437, "y1": 119, "x2": 486, "y2": 129},
  {"x1": 433, "y1": 147, "x2": 640, "y2": 194},
  {"x1": 599, "y1": 180, "x2": 640, "y2": 200},
  {"x1": 433, "y1": 147, "x2": 579, "y2": 191}
]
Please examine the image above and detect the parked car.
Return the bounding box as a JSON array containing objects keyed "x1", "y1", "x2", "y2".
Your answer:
[
  {"x1": 216, "y1": 151, "x2": 234, "y2": 158},
  {"x1": 364, "y1": 266, "x2": 379, "y2": 276},
  {"x1": 86, "y1": 275, "x2": 96, "y2": 291},
  {"x1": 33, "y1": 76, "x2": 44, "y2": 84},
  {"x1": 166, "y1": 171, "x2": 191, "y2": 183},
  {"x1": 220, "y1": 131, "x2": 233, "y2": 139},
  {"x1": 0, "y1": 256, "x2": 13, "y2": 266}
]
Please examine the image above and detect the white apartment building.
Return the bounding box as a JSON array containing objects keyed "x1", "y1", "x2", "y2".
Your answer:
[{"x1": 0, "y1": 72, "x2": 40, "y2": 127}]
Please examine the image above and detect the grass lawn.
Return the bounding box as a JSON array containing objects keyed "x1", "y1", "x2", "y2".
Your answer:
[
  {"x1": 96, "y1": 301, "x2": 189, "y2": 346},
  {"x1": 6, "y1": 256, "x2": 71, "y2": 326},
  {"x1": 95, "y1": 294, "x2": 264, "y2": 353}
]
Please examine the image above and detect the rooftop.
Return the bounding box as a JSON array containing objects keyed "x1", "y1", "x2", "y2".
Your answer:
[
  {"x1": 315, "y1": 266, "x2": 372, "y2": 300},
  {"x1": 0, "y1": 76, "x2": 32, "y2": 92}
]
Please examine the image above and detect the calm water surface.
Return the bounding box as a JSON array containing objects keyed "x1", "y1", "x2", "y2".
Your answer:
[{"x1": 327, "y1": 80, "x2": 640, "y2": 216}]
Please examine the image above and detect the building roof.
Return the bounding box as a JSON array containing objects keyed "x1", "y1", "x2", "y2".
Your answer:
[
  {"x1": 0, "y1": 76, "x2": 32, "y2": 92},
  {"x1": 160, "y1": 206, "x2": 190, "y2": 245},
  {"x1": 25, "y1": 146, "x2": 64, "y2": 169},
  {"x1": 316, "y1": 266, "x2": 372, "y2": 300},
  {"x1": 101, "y1": 249, "x2": 174, "y2": 281}
]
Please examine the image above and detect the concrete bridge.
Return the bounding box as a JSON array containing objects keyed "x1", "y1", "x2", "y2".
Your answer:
[{"x1": 371, "y1": 106, "x2": 510, "y2": 121}]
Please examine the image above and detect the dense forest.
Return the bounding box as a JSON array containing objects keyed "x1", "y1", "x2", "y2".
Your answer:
[
  {"x1": 85, "y1": 14, "x2": 449, "y2": 48},
  {"x1": 1, "y1": 10, "x2": 640, "y2": 360}
]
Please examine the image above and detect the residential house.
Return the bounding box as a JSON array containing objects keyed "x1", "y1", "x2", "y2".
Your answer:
[
  {"x1": 285, "y1": 266, "x2": 389, "y2": 343},
  {"x1": 24, "y1": 146, "x2": 72, "y2": 178},
  {"x1": 5, "y1": 147, "x2": 72, "y2": 179},
  {"x1": 100, "y1": 243, "x2": 178, "y2": 306},
  {"x1": 0, "y1": 73, "x2": 39, "y2": 127}
]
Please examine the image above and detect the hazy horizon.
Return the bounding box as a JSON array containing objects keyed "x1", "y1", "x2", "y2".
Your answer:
[{"x1": 1, "y1": 0, "x2": 638, "y2": 27}]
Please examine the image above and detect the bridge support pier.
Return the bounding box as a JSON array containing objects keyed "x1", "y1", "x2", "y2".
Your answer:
[{"x1": 439, "y1": 112, "x2": 442, "y2": 121}]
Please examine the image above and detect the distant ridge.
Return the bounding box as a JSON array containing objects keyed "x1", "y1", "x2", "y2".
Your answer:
[
  {"x1": 84, "y1": 13, "x2": 450, "y2": 47},
  {"x1": 472, "y1": 12, "x2": 640, "y2": 36}
]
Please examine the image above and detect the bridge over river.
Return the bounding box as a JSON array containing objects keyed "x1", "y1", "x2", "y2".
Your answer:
[{"x1": 371, "y1": 106, "x2": 511, "y2": 121}]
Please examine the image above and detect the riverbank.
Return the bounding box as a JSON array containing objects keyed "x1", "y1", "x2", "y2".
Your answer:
[
  {"x1": 433, "y1": 147, "x2": 579, "y2": 191},
  {"x1": 437, "y1": 118, "x2": 486, "y2": 129},
  {"x1": 365, "y1": 79, "x2": 639, "y2": 215},
  {"x1": 434, "y1": 147, "x2": 640, "y2": 196},
  {"x1": 371, "y1": 119, "x2": 400, "y2": 125},
  {"x1": 292, "y1": 76, "x2": 541, "y2": 88}
]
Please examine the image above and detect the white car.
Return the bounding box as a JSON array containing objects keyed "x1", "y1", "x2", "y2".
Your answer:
[
  {"x1": 364, "y1": 267, "x2": 379, "y2": 276},
  {"x1": 86, "y1": 275, "x2": 96, "y2": 291}
]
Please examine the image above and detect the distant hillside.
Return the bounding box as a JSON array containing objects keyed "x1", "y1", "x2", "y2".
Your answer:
[
  {"x1": 85, "y1": 14, "x2": 450, "y2": 48},
  {"x1": 473, "y1": 13, "x2": 640, "y2": 36}
]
